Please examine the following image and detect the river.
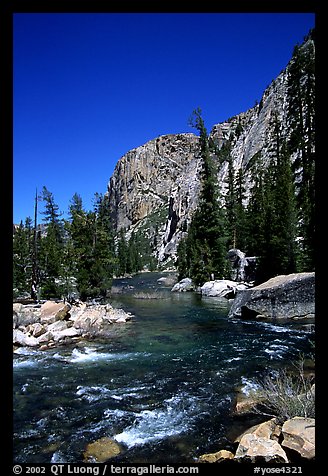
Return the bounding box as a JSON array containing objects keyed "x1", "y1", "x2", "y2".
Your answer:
[{"x1": 13, "y1": 272, "x2": 314, "y2": 463}]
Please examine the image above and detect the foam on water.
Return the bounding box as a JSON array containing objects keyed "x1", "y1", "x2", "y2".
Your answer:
[
  {"x1": 114, "y1": 393, "x2": 199, "y2": 448},
  {"x1": 69, "y1": 347, "x2": 151, "y2": 364},
  {"x1": 240, "y1": 376, "x2": 261, "y2": 396},
  {"x1": 76, "y1": 382, "x2": 149, "y2": 404},
  {"x1": 13, "y1": 359, "x2": 38, "y2": 369}
]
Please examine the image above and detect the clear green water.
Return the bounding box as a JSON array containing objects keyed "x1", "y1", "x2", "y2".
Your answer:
[{"x1": 13, "y1": 273, "x2": 313, "y2": 463}]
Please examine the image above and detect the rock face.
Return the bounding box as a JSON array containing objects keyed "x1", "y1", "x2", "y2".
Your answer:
[
  {"x1": 107, "y1": 133, "x2": 201, "y2": 263},
  {"x1": 105, "y1": 36, "x2": 314, "y2": 266},
  {"x1": 228, "y1": 272, "x2": 315, "y2": 320},
  {"x1": 226, "y1": 249, "x2": 257, "y2": 282}
]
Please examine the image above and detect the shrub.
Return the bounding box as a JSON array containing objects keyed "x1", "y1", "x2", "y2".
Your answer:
[{"x1": 253, "y1": 357, "x2": 315, "y2": 420}]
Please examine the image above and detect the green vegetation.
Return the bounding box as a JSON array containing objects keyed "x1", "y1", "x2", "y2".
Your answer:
[
  {"x1": 13, "y1": 188, "x2": 163, "y2": 301},
  {"x1": 177, "y1": 108, "x2": 228, "y2": 286}
]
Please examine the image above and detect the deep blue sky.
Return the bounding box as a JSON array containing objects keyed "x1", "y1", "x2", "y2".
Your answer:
[{"x1": 13, "y1": 12, "x2": 315, "y2": 224}]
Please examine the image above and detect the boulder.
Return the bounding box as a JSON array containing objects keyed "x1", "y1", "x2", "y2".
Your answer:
[
  {"x1": 235, "y1": 418, "x2": 281, "y2": 443},
  {"x1": 226, "y1": 248, "x2": 256, "y2": 282},
  {"x1": 157, "y1": 274, "x2": 178, "y2": 287},
  {"x1": 228, "y1": 272, "x2": 315, "y2": 320},
  {"x1": 13, "y1": 329, "x2": 39, "y2": 347},
  {"x1": 13, "y1": 303, "x2": 41, "y2": 328},
  {"x1": 201, "y1": 280, "x2": 248, "y2": 298},
  {"x1": 171, "y1": 278, "x2": 194, "y2": 292},
  {"x1": 281, "y1": 417, "x2": 315, "y2": 459},
  {"x1": 234, "y1": 433, "x2": 289, "y2": 463},
  {"x1": 40, "y1": 301, "x2": 71, "y2": 324},
  {"x1": 27, "y1": 322, "x2": 46, "y2": 338},
  {"x1": 37, "y1": 331, "x2": 55, "y2": 344},
  {"x1": 198, "y1": 449, "x2": 234, "y2": 463},
  {"x1": 83, "y1": 437, "x2": 121, "y2": 462},
  {"x1": 72, "y1": 303, "x2": 132, "y2": 335},
  {"x1": 51, "y1": 327, "x2": 82, "y2": 342}
]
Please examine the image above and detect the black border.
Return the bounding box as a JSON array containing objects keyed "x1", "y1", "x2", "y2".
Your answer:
[{"x1": 3, "y1": 1, "x2": 321, "y2": 473}]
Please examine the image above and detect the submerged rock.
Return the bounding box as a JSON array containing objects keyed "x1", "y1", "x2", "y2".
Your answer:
[
  {"x1": 198, "y1": 449, "x2": 234, "y2": 463},
  {"x1": 83, "y1": 437, "x2": 121, "y2": 462}
]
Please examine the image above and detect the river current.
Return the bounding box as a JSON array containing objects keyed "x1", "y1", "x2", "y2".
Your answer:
[{"x1": 13, "y1": 273, "x2": 314, "y2": 463}]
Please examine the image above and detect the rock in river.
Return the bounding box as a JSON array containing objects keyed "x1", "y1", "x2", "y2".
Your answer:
[
  {"x1": 228, "y1": 272, "x2": 315, "y2": 320},
  {"x1": 83, "y1": 437, "x2": 121, "y2": 462}
]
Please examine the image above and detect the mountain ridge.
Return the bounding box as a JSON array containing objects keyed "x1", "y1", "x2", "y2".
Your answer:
[{"x1": 105, "y1": 33, "x2": 315, "y2": 267}]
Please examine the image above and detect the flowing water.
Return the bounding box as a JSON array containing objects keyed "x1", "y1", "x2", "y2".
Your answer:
[{"x1": 13, "y1": 273, "x2": 314, "y2": 464}]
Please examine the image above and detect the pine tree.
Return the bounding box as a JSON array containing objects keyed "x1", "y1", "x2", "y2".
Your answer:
[
  {"x1": 249, "y1": 113, "x2": 299, "y2": 283},
  {"x1": 177, "y1": 109, "x2": 227, "y2": 285},
  {"x1": 69, "y1": 193, "x2": 115, "y2": 300},
  {"x1": 287, "y1": 33, "x2": 315, "y2": 270},
  {"x1": 38, "y1": 187, "x2": 65, "y2": 298},
  {"x1": 225, "y1": 151, "x2": 237, "y2": 249},
  {"x1": 245, "y1": 168, "x2": 266, "y2": 260},
  {"x1": 234, "y1": 168, "x2": 248, "y2": 251},
  {"x1": 116, "y1": 228, "x2": 129, "y2": 277},
  {"x1": 13, "y1": 218, "x2": 33, "y2": 295}
]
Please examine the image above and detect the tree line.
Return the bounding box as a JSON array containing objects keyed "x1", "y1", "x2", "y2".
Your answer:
[
  {"x1": 13, "y1": 189, "x2": 155, "y2": 301},
  {"x1": 13, "y1": 31, "x2": 315, "y2": 298}
]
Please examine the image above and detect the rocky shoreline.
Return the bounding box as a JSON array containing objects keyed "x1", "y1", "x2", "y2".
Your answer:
[
  {"x1": 197, "y1": 415, "x2": 315, "y2": 463},
  {"x1": 13, "y1": 299, "x2": 133, "y2": 351},
  {"x1": 13, "y1": 271, "x2": 315, "y2": 463}
]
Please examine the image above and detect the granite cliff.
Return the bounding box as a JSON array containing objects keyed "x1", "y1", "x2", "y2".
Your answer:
[{"x1": 105, "y1": 34, "x2": 314, "y2": 267}]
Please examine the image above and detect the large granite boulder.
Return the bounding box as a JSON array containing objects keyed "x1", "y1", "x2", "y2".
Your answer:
[
  {"x1": 40, "y1": 301, "x2": 71, "y2": 324},
  {"x1": 228, "y1": 272, "x2": 315, "y2": 320},
  {"x1": 171, "y1": 278, "x2": 195, "y2": 292},
  {"x1": 281, "y1": 417, "x2": 315, "y2": 460},
  {"x1": 201, "y1": 280, "x2": 248, "y2": 298},
  {"x1": 234, "y1": 433, "x2": 289, "y2": 463},
  {"x1": 13, "y1": 329, "x2": 39, "y2": 347}
]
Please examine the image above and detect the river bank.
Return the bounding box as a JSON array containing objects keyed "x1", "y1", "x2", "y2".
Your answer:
[{"x1": 13, "y1": 272, "x2": 315, "y2": 464}]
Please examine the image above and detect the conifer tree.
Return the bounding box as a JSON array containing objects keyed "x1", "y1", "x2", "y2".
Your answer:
[
  {"x1": 13, "y1": 218, "x2": 33, "y2": 295},
  {"x1": 38, "y1": 187, "x2": 65, "y2": 297},
  {"x1": 177, "y1": 109, "x2": 227, "y2": 285},
  {"x1": 249, "y1": 114, "x2": 298, "y2": 283},
  {"x1": 69, "y1": 193, "x2": 115, "y2": 300},
  {"x1": 234, "y1": 168, "x2": 248, "y2": 251},
  {"x1": 287, "y1": 33, "x2": 315, "y2": 270},
  {"x1": 116, "y1": 228, "x2": 129, "y2": 277}
]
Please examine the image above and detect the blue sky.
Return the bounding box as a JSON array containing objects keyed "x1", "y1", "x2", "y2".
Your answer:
[{"x1": 13, "y1": 12, "x2": 315, "y2": 224}]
